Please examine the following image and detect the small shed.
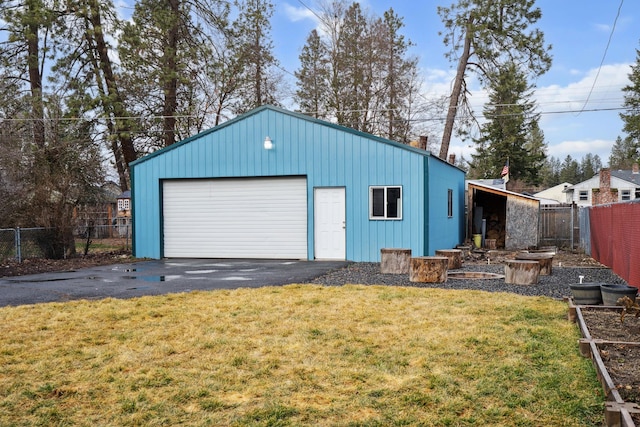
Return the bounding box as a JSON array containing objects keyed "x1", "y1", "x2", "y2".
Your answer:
[
  {"x1": 467, "y1": 181, "x2": 539, "y2": 250},
  {"x1": 131, "y1": 105, "x2": 466, "y2": 261}
]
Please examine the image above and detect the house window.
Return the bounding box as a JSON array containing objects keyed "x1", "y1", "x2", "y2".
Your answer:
[
  {"x1": 636, "y1": 188, "x2": 640, "y2": 199},
  {"x1": 118, "y1": 199, "x2": 130, "y2": 211},
  {"x1": 447, "y1": 189, "x2": 453, "y2": 218},
  {"x1": 579, "y1": 190, "x2": 588, "y2": 201},
  {"x1": 370, "y1": 186, "x2": 402, "y2": 219},
  {"x1": 621, "y1": 189, "x2": 631, "y2": 201}
]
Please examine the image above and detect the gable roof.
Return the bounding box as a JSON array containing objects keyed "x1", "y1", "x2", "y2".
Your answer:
[
  {"x1": 130, "y1": 105, "x2": 461, "y2": 170},
  {"x1": 565, "y1": 169, "x2": 640, "y2": 191},
  {"x1": 612, "y1": 170, "x2": 640, "y2": 186}
]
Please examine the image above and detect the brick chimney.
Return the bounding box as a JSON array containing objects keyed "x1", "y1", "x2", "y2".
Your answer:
[
  {"x1": 600, "y1": 168, "x2": 611, "y2": 191},
  {"x1": 593, "y1": 168, "x2": 617, "y2": 205},
  {"x1": 419, "y1": 135, "x2": 428, "y2": 150},
  {"x1": 448, "y1": 153, "x2": 456, "y2": 165},
  {"x1": 633, "y1": 162, "x2": 639, "y2": 174}
]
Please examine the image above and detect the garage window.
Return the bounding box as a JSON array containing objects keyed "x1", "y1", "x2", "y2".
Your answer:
[{"x1": 370, "y1": 186, "x2": 402, "y2": 219}]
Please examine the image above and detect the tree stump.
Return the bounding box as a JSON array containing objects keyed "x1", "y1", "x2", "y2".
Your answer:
[
  {"x1": 410, "y1": 256, "x2": 448, "y2": 283},
  {"x1": 435, "y1": 249, "x2": 462, "y2": 269},
  {"x1": 515, "y1": 252, "x2": 554, "y2": 275},
  {"x1": 380, "y1": 248, "x2": 412, "y2": 274},
  {"x1": 504, "y1": 260, "x2": 540, "y2": 285}
]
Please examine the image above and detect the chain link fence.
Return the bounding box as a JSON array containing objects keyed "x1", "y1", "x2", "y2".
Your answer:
[{"x1": 0, "y1": 224, "x2": 131, "y2": 263}]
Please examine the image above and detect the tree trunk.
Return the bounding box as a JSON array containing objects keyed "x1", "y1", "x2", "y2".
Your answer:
[
  {"x1": 439, "y1": 26, "x2": 472, "y2": 160},
  {"x1": 85, "y1": 35, "x2": 129, "y2": 191},
  {"x1": 163, "y1": 0, "x2": 180, "y2": 147},
  {"x1": 26, "y1": 6, "x2": 45, "y2": 148},
  {"x1": 87, "y1": 0, "x2": 137, "y2": 182}
]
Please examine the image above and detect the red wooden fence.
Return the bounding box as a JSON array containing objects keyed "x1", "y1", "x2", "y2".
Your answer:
[{"x1": 590, "y1": 202, "x2": 640, "y2": 288}]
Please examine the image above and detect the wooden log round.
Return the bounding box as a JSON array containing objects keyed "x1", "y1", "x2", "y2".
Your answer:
[
  {"x1": 410, "y1": 256, "x2": 448, "y2": 283},
  {"x1": 380, "y1": 248, "x2": 412, "y2": 274},
  {"x1": 485, "y1": 239, "x2": 497, "y2": 250},
  {"x1": 504, "y1": 260, "x2": 540, "y2": 285},
  {"x1": 435, "y1": 249, "x2": 463, "y2": 270},
  {"x1": 515, "y1": 252, "x2": 554, "y2": 275}
]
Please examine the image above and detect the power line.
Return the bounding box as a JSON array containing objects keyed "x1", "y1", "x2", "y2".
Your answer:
[
  {"x1": 0, "y1": 103, "x2": 629, "y2": 126},
  {"x1": 576, "y1": 0, "x2": 624, "y2": 115},
  {"x1": 296, "y1": 0, "x2": 323, "y2": 23}
]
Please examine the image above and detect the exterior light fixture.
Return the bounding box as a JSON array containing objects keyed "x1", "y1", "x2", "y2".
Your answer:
[{"x1": 263, "y1": 136, "x2": 273, "y2": 150}]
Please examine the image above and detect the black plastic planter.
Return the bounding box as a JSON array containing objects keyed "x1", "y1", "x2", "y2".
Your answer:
[
  {"x1": 569, "y1": 282, "x2": 604, "y2": 305},
  {"x1": 600, "y1": 284, "x2": 638, "y2": 306}
]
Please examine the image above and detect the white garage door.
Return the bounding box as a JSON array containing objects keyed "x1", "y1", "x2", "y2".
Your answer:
[{"x1": 163, "y1": 177, "x2": 308, "y2": 259}]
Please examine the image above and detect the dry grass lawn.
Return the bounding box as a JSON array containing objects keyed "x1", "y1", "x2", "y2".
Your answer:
[{"x1": 0, "y1": 284, "x2": 603, "y2": 426}]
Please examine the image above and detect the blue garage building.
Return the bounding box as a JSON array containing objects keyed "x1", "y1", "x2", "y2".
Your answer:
[{"x1": 131, "y1": 105, "x2": 465, "y2": 262}]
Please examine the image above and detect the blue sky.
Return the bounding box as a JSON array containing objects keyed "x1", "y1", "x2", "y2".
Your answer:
[{"x1": 269, "y1": 0, "x2": 640, "y2": 167}]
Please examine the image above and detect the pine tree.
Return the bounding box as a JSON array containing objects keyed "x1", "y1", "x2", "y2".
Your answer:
[
  {"x1": 118, "y1": 0, "x2": 227, "y2": 148},
  {"x1": 609, "y1": 135, "x2": 638, "y2": 169},
  {"x1": 232, "y1": 0, "x2": 282, "y2": 113},
  {"x1": 374, "y1": 8, "x2": 418, "y2": 142},
  {"x1": 579, "y1": 153, "x2": 598, "y2": 181},
  {"x1": 621, "y1": 46, "x2": 640, "y2": 156},
  {"x1": 559, "y1": 155, "x2": 580, "y2": 184},
  {"x1": 437, "y1": 0, "x2": 552, "y2": 159},
  {"x1": 294, "y1": 29, "x2": 330, "y2": 119},
  {"x1": 332, "y1": 2, "x2": 370, "y2": 131},
  {"x1": 470, "y1": 62, "x2": 545, "y2": 184},
  {"x1": 295, "y1": 2, "x2": 420, "y2": 142},
  {"x1": 0, "y1": 0, "x2": 105, "y2": 256},
  {"x1": 540, "y1": 156, "x2": 562, "y2": 187}
]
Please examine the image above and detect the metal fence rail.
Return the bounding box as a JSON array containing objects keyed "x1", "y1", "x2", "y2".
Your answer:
[
  {"x1": 0, "y1": 225, "x2": 131, "y2": 263},
  {"x1": 578, "y1": 207, "x2": 591, "y2": 256}
]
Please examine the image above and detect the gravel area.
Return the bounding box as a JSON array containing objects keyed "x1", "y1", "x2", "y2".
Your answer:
[{"x1": 310, "y1": 262, "x2": 627, "y2": 300}]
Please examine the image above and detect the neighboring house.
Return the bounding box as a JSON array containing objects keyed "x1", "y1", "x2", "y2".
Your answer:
[
  {"x1": 131, "y1": 105, "x2": 466, "y2": 262},
  {"x1": 115, "y1": 190, "x2": 132, "y2": 237},
  {"x1": 533, "y1": 182, "x2": 572, "y2": 205},
  {"x1": 565, "y1": 165, "x2": 640, "y2": 207},
  {"x1": 467, "y1": 181, "x2": 540, "y2": 250},
  {"x1": 73, "y1": 181, "x2": 121, "y2": 237}
]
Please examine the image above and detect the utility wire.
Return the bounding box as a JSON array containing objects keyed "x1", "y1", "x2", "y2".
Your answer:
[
  {"x1": 0, "y1": 104, "x2": 629, "y2": 125},
  {"x1": 576, "y1": 0, "x2": 624, "y2": 115},
  {"x1": 296, "y1": 0, "x2": 323, "y2": 23}
]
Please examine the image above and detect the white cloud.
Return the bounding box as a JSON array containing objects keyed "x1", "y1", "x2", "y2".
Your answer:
[
  {"x1": 536, "y1": 63, "x2": 630, "y2": 112},
  {"x1": 548, "y1": 139, "x2": 614, "y2": 161},
  {"x1": 282, "y1": 4, "x2": 319, "y2": 24},
  {"x1": 421, "y1": 62, "x2": 632, "y2": 165},
  {"x1": 534, "y1": 63, "x2": 631, "y2": 163}
]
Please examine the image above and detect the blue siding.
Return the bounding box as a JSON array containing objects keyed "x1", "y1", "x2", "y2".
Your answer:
[
  {"x1": 131, "y1": 106, "x2": 464, "y2": 262},
  {"x1": 425, "y1": 156, "x2": 466, "y2": 254}
]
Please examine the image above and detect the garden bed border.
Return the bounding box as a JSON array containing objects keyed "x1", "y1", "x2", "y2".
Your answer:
[{"x1": 568, "y1": 298, "x2": 640, "y2": 427}]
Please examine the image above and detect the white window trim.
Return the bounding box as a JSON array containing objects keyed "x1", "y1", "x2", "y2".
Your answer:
[
  {"x1": 621, "y1": 189, "x2": 631, "y2": 201},
  {"x1": 578, "y1": 190, "x2": 588, "y2": 201},
  {"x1": 369, "y1": 186, "x2": 402, "y2": 220}
]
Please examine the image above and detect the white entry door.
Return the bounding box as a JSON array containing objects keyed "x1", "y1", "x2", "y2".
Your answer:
[{"x1": 314, "y1": 187, "x2": 346, "y2": 260}]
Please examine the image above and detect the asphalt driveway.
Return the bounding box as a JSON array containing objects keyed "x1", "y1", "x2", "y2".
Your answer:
[{"x1": 0, "y1": 259, "x2": 350, "y2": 307}]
